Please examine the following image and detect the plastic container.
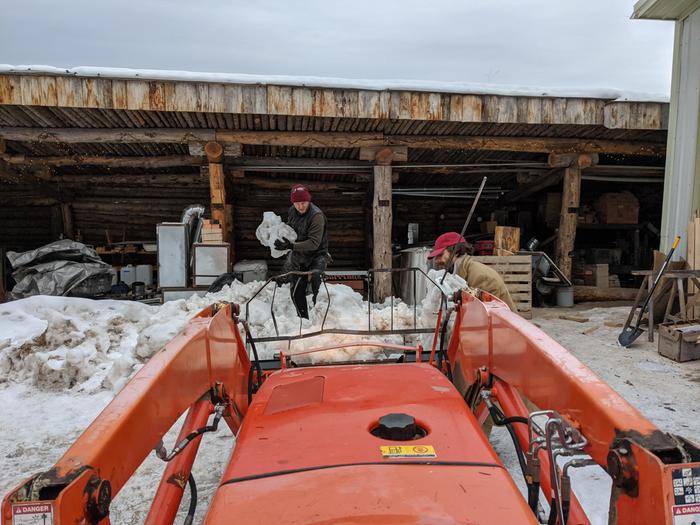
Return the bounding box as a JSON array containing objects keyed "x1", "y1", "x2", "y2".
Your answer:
[
  {"x1": 120, "y1": 264, "x2": 137, "y2": 286},
  {"x1": 135, "y1": 264, "x2": 153, "y2": 287},
  {"x1": 233, "y1": 260, "x2": 268, "y2": 283},
  {"x1": 556, "y1": 286, "x2": 574, "y2": 307}
]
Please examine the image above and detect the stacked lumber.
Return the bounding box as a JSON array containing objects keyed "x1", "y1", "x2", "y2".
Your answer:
[
  {"x1": 688, "y1": 215, "x2": 700, "y2": 318},
  {"x1": 201, "y1": 219, "x2": 224, "y2": 244},
  {"x1": 472, "y1": 255, "x2": 532, "y2": 319}
]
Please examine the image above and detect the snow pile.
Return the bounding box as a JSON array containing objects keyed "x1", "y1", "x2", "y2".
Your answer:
[
  {"x1": 255, "y1": 211, "x2": 297, "y2": 258},
  {"x1": 0, "y1": 296, "x2": 193, "y2": 393},
  {"x1": 0, "y1": 271, "x2": 465, "y2": 392}
]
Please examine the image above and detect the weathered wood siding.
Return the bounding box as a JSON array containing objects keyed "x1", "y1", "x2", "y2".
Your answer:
[{"x1": 0, "y1": 74, "x2": 668, "y2": 130}]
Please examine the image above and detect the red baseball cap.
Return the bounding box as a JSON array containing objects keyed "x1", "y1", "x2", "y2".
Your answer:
[{"x1": 428, "y1": 232, "x2": 466, "y2": 259}]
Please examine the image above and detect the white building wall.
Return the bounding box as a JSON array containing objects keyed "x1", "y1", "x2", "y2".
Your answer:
[{"x1": 661, "y1": 7, "x2": 700, "y2": 256}]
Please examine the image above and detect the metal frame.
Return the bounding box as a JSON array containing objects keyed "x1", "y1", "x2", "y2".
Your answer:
[{"x1": 243, "y1": 267, "x2": 449, "y2": 351}]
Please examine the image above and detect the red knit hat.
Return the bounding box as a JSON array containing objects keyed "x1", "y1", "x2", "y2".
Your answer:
[
  {"x1": 290, "y1": 184, "x2": 311, "y2": 203},
  {"x1": 428, "y1": 232, "x2": 466, "y2": 259}
]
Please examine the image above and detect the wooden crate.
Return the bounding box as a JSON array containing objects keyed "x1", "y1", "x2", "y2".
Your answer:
[{"x1": 472, "y1": 255, "x2": 532, "y2": 319}]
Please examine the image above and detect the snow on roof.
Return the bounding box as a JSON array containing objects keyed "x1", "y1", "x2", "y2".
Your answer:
[{"x1": 0, "y1": 64, "x2": 670, "y2": 103}]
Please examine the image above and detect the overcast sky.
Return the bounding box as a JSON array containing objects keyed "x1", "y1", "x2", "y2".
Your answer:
[{"x1": 0, "y1": 0, "x2": 675, "y2": 94}]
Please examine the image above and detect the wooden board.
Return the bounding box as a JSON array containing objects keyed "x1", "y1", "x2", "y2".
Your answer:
[
  {"x1": 688, "y1": 216, "x2": 700, "y2": 317},
  {"x1": 472, "y1": 255, "x2": 532, "y2": 319},
  {"x1": 494, "y1": 226, "x2": 520, "y2": 253}
]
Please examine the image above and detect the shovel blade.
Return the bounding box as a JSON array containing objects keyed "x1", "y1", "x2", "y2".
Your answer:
[{"x1": 618, "y1": 327, "x2": 644, "y2": 347}]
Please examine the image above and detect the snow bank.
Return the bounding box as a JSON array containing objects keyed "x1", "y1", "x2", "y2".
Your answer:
[
  {"x1": 0, "y1": 65, "x2": 670, "y2": 102},
  {"x1": 0, "y1": 273, "x2": 465, "y2": 393},
  {"x1": 255, "y1": 211, "x2": 297, "y2": 258}
]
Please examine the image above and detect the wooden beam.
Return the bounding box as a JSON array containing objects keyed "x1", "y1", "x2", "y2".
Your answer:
[
  {"x1": 551, "y1": 153, "x2": 598, "y2": 279},
  {"x1": 556, "y1": 165, "x2": 581, "y2": 280},
  {"x1": 548, "y1": 152, "x2": 599, "y2": 168},
  {"x1": 216, "y1": 130, "x2": 384, "y2": 148},
  {"x1": 359, "y1": 146, "x2": 408, "y2": 163},
  {"x1": 386, "y1": 137, "x2": 657, "y2": 156},
  {"x1": 0, "y1": 128, "x2": 666, "y2": 156},
  {"x1": 3, "y1": 155, "x2": 204, "y2": 168},
  {"x1": 206, "y1": 164, "x2": 227, "y2": 243},
  {"x1": 232, "y1": 157, "x2": 370, "y2": 169},
  {"x1": 505, "y1": 168, "x2": 562, "y2": 202},
  {"x1": 0, "y1": 128, "x2": 214, "y2": 144},
  {"x1": 61, "y1": 203, "x2": 74, "y2": 239},
  {"x1": 228, "y1": 169, "x2": 243, "y2": 262},
  {"x1": 189, "y1": 142, "x2": 242, "y2": 157},
  {"x1": 373, "y1": 165, "x2": 393, "y2": 301},
  {"x1": 573, "y1": 286, "x2": 639, "y2": 302},
  {"x1": 205, "y1": 141, "x2": 224, "y2": 163}
]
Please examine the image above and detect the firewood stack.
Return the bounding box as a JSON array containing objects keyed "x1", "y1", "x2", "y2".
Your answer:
[{"x1": 201, "y1": 219, "x2": 224, "y2": 244}]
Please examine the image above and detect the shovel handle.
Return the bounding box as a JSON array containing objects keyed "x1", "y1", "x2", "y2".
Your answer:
[{"x1": 637, "y1": 236, "x2": 681, "y2": 318}]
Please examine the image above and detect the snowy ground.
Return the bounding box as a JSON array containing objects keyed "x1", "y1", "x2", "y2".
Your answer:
[{"x1": 1, "y1": 289, "x2": 698, "y2": 523}]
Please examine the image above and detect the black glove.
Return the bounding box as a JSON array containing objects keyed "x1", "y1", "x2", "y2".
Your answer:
[{"x1": 274, "y1": 237, "x2": 294, "y2": 251}]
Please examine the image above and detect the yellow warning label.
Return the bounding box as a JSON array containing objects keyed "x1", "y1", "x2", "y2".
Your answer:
[{"x1": 380, "y1": 445, "x2": 436, "y2": 458}]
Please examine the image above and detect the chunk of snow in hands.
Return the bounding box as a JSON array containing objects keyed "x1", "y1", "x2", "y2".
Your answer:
[
  {"x1": 0, "y1": 269, "x2": 465, "y2": 393},
  {"x1": 255, "y1": 211, "x2": 297, "y2": 258}
]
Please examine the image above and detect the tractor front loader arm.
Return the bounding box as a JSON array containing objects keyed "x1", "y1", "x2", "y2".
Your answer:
[
  {"x1": 449, "y1": 291, "x2": 700, "y2": 525},
  {"x1": 2, "y1": 302, "x2": 251, "y2": 525}
]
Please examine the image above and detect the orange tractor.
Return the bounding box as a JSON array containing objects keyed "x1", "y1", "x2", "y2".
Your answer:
[{"x1": 2, "y1": 269, "x2": 699, "y2": 524}]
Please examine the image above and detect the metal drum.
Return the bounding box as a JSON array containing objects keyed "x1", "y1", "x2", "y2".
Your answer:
[{"x1": 398, "y1": 247, "x2": 433, "y2": 305}]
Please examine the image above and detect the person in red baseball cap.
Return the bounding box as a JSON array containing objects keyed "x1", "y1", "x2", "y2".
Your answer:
[
  {"x1": 274, "y1": 184, "x2": 330, "y2": 318},
  {"x1": 429, "y1": 231, "x2": 517, "y2": 311}
]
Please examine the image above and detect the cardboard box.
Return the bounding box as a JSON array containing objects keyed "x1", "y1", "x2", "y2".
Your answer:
[{"x1": 595, "y1": 191, "x2": 639, "y2": 224}]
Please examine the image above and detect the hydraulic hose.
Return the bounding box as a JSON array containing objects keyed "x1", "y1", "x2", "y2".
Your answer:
[
  {"x1": 547, "y1": 501, "x2": 558, "y2": 525},
  {"x1": 481, "y1": 392, "x2": 528, "y2": 481},
  {"x1": 437, "y1": 308, "x2": 454, "y2": 382},
  {"x1": 156, "y1": 404, "x2": 225, "y2": 462},
  {"x1": 182, "y1": 473, "x2": 197, "y2": 525}
]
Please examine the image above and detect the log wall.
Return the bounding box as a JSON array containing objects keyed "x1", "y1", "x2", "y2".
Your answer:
[{"x1": 231, "y1": 173, "x2": 371, "y2": 271}]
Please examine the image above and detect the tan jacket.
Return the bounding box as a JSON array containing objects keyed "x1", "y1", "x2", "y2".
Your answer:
[{"x1": 454, "y1": 255, "x2": 518, "y2": 311}]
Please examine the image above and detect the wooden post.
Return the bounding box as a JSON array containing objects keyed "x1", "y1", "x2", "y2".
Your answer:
[
  {"x1": 205, "y1": 142, "x2": 228, "y2": 244},
  {"x1": 373, "y1": 164, "x2": 393, "y2": 301},
  {"x1": 61, "y1": 203, "x2": 74, "y2": 239},
  {"x1": 363, "y1": 147, "x2": 405, "y2": 302},
  {"x1": 50, "y1": 205, "x2": 63, "y2": 240},
  {"x1": 556, "y1": 165, "x2": 581, "y2": 279},
  {"x1": 551, "y1": 153, "x2": 597, "y2": 280},
  {"x1": 228, "y1": 169, "x2": 243, "y2": 263}
]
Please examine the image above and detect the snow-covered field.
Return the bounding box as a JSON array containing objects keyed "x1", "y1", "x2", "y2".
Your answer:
[{"x1": 1, "y1": 283, "x2": 698, "y2": 523}]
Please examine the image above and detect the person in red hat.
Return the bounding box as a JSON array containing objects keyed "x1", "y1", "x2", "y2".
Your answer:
[
  {"x1": 274, "y1": 184, "x2": 330, "y2": 318},
  {"x1": 429, "y1": 232, "x2": 517, "y2": 311}
]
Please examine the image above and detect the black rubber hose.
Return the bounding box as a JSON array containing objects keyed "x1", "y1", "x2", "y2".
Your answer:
[
  {"x1": 547, "y1": 499, "x2": 557, "y2": 525},
  {"x1": 182, "y1": 473, "x2": 197, "y2": 525},
  {"x1": 486, "y1": 402, "x2": 528, "y2": 482},
  {"x1": 243, "y1": 323, "x2": 263, "y2": 392},
  {"x1": 527, "y1": 482, "x2": 539, "y2": 514},
  {"x1": 164, "y1": 406, "x2": 225, "y2": 461},
  {"x1": 562, "y1": 498, "x2": 570, "y2": 525},
  {"x1": 247, "y1": 365, "x2": 254, "y2": 405},
  {"x1": 437, "y1": 310, "x2": 454, "y2": 382}
]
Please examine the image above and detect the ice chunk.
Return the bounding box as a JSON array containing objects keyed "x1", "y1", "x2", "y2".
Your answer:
[{"x1": 255, "y1": 211, "x2": 297, "y2": 258}]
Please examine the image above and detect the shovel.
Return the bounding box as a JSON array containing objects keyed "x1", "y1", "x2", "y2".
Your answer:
[{"x1": 618, "y1": 236, "x2": 680, "y2": 347}]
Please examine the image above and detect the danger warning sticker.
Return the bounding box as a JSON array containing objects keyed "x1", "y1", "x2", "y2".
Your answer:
[
  {"x1": 672, "y1": 467, "x2": 700, "y2": 505},
  {"x1": 380, "y1": 445, "x2": 436, "y2": 458},
  {"x1": 672, "y1": 504, "x2": 700, "y2": 525},
  {"x1": 11, "y1": 502, "x2": 53, "y2": 525}
]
